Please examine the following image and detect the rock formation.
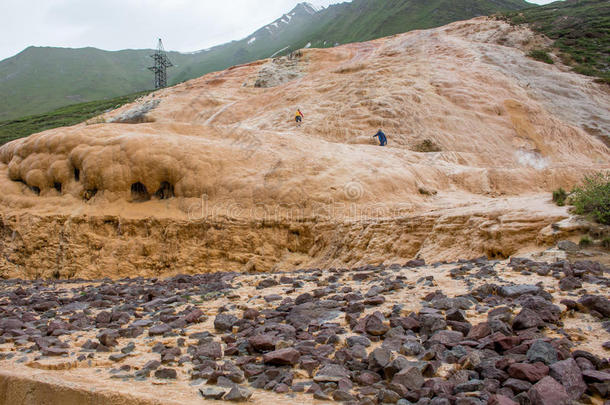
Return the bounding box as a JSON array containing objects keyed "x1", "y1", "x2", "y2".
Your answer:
[{"x1": 0, "y1": 18, "x2": 608, "y2": 278}]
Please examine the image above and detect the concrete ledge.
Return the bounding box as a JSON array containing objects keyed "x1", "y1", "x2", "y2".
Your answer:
[{"x1": 0, "y1": 369, "x2": 170, "y2": 405}]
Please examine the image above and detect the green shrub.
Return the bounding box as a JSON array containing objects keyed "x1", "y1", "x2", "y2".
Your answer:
[
  {"x1": 579, "y1": 235, "x2": 592, "y2": 247},
  {"x1": 528, "y1": 50, "x2": 554, "y2": 64},
  {"x1": 552, "y1": 188, "x2": 568, "y2": 206},
  {"x1": 602, "y1": 237, "x2": 610, "y2": 249},
  {"x1": 571, "y1": 172, "x2": 610, "y2": 225}
]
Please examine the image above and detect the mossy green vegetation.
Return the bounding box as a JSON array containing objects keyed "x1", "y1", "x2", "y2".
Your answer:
[
  {"x1": 528, "y1": 49, "x2": 554, "y2": 64},
  {"x1": 0, "y1": 91, "x2": 149, "y2": 146},
  {"x1": 502, "y1": 0, "x2": 610, "y2": 84},
  {"x1": 552, "y1": 187, "x2": 568, "y2": 206},
  {"x1": 579, "y1": 235, "x2": 593, "y2": 247},
  {"x1": 571, "y1": 172, "x2": 610, "y2": 225}
]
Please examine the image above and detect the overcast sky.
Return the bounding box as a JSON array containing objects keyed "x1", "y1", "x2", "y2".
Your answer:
[{"x1": 1, "y1": 0, "x2": 559, "y2": 62}]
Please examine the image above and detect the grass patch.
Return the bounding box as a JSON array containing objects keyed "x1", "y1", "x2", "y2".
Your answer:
[
  {"x1": 571, "y1": 172, "x2": 610, "y2": 225},
  {"x1": 501, "y1": 0, "x2": 610, "y2": 84},
  {"x1": 579, "y1": 235, "x2": 593, "y2": 247},
  {"x1": 552, "y1": 187, "x2": 568, "y2": 206},
  {"x1": 0, "y1": 91, "x2": 150, "y2": 146},
  {"x1": 528, "y1": 49, "x2": 554, "y2": 64}
]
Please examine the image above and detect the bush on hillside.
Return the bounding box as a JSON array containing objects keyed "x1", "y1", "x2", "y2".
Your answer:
[
  {"x1": 571, "y1": 172, "x2": 610, "y2": 225},
  {"x1": 552, "y1": 188, "x2": 568, "y2": 206},
  {"x1": 528, "y1": 49, "x2": 554, "y2": 64},
  {"x1": 579, "y1": 235, "x2": 592, "y2": 247}
]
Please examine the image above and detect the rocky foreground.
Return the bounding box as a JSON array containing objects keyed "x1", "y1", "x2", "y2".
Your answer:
[{"x1": 0, "y1": 255, "x2": 609, "y2": 404}]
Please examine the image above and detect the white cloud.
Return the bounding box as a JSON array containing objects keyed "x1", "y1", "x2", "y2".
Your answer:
[{"x1": 0, "y1": 0, "x2": 561, "y2": 61}]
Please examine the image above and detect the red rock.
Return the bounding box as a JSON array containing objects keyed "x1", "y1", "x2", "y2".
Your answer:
[
  {"x1": 549, "y1": 358, "x2": 586, "y2": 400},
  {"x1": 508, "y1": 362, "x2": 549, "y2": 383},
  {"x1": 364, "y1": 313, "x2": 389, "y2": 336},
  {"x1": 528, "y1": 376, "x2": 570, "y2": 405},
  {"x1": 467, "y1": 322, "x2": 491, "y2": 340},
  {"x1": 392, "y1": 365, "x2": 425, "y2": 391},
  {"x1": 512, "y1": 308, "x2": 544, "y2": 330},
  {"x1": 494, "y1": 335, "x2": 521, "y2": 351},
  {"x1": 248, "y1": 334, "x2": 276, "y2": 352},
  {"x1": 42, "y1": 347, "x2": 69, "y2": 356},
  {"x1": 581, "y1": 369, "x2": 610, "y2": 383},
  {"x1": 242, "y1": 308, "x2": 260, "y2": 320},
  {"x1": 184, "y1": 309, "x2": 204, "y2": 323},
  {"x1": 263, "y1": 348, "x2": 300, "y2": 366},
  {"x1": 489, "y1": 394, "x2": 518, "y2": 405}
]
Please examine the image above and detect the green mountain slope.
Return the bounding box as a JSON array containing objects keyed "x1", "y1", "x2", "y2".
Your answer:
[
  {"x1": 0, "y1": 0, "x2": 531, "y2": 121},
  {"x1": 0, "y1": 47, "x2": 191, "y2": 121},
  {"x1": 0, "y1": 91, "x2": 150, "y2": 146},
  {"x1": 172, "y1": 0, "x2": 531, "y2": 82},
  {"x1": 502, "y1": 0, "x2": 610, "y2": 83}
]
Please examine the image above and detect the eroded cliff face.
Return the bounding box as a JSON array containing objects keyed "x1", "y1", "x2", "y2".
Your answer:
[
  {"x1": 0, "y1": 196, "x2": 577, "y2": 279},
  {"x1": 0, "y1": 18, "x2": 608, "y2": 279}
]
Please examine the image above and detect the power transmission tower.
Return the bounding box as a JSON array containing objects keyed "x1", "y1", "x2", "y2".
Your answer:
[{"x1": 148, "y1": 38, "x2": 173, "y2": 89}]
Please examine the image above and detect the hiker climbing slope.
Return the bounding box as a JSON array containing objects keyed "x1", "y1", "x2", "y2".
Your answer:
[
  {"x1": 373, "y1": 129, "x2": 387, "y2": 146},
  {"x1": 295, "y1": 109, "x2": 304, "y2": 126}
]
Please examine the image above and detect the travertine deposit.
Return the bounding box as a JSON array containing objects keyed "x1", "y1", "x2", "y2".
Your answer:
[{"x1": 0, "y1": 17, "x2": 609, "y2": 278}]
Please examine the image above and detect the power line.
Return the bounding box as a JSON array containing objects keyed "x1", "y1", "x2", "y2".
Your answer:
[{"x1": 148, "y1": 38, "x2": 173, "y2": 89}]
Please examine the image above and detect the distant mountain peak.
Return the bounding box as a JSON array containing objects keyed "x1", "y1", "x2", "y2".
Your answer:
[
  {"x1": 296, "y1": 2, "x2": 320, "y2": 14},
  {"x1": 261, "y1": 2, "x2": 321, "y2": 35}
]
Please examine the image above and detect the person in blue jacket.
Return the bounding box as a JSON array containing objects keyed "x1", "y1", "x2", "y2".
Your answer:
[{"x1": 373, "y1": 129, "x2": 387, "y2": 146}]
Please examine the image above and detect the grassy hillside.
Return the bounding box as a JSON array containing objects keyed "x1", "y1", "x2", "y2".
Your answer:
[
  {"x1": 303, "y1": 0, "x2": 530, "y2": 46},
  {"x1": 0, "y1": 91, "x2": 149, "y2": 146},
  {"x1": 0, "y1": 46, "x2": 189, "y2": 121},
  {"x1": 0, "y1": 0, "x2": 531, "y2": 122},
  {"x1": 502, "y1": 0, "x2": 610, "y2": 83}
]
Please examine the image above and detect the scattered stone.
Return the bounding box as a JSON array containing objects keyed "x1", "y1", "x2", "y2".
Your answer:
[
  {"x1": 503, "y1": 378, "x2": 532, "y2": 393},
  {"x1": 149, "y1": 324, "x2": 171, "y2": 336},
  {"x1": 364, "y1": 313, "x2": 389, "y2": 336},
  {"x1": 549, "y1": 358, "x2": 586, "y2": 400},
  {"x1": 200, "y1": 386, "x2": 228, "y2": 400},
  {"x1": 97, "y1": 330, "x2": 119, "y2": 347},
  {"x1": 455, "y1": 379, "x2": 484, "y2": 393},
  {"x1": 224, "y1": 385, "x2": 253, "y2": 402},
  {"x1": 558, "y1": 277, "x2": 582, "y2": 291},
  {"x1": 392, "y1": 365, "x2": 425, "y2": 391},
  {"x1": 498, "y1": 285, "x2": 540, "y2": 298},
  {"x1": 314, "y1": 364, "x2": 350, "y2": 382},
  {"x1": 513, "y1": 308, "x2": 544, "y2": 330},
  {"x1": 527, "y1": 340, "x2": 558, "y2": 365},
  {"x1": 154, "y1": 368, "x2": 177, "y2": 379},
  {"x1": 263, "y1": 348, "x2": 300, "y2": 366},
  {"x1": 528, "y1": 376, "x2": 570, "y2": 405},
  {"x1": 197, "y1": 341, "x2": 223, "y2": 360},
  {"x1": 507, "y1": 362, "x2": 549, "y2": 383},
  {"x1": 578, "y1": 295, "x2": 610, "y2": 318},
  {"x1": 368, "y1": 347, "x2": 391, "y2": 371},
  {"x1": 248, "y1": 334, "x2": 276, "y2": 352},
  {"x1": 488, "y1": 395, "x2": 518, "y2": 405}
]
